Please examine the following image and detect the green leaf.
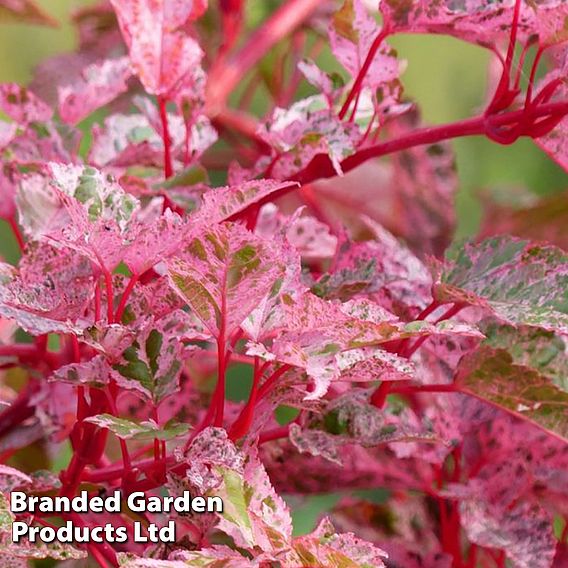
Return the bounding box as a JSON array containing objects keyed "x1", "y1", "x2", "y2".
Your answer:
[
  {"x1": 84, "y1": 414, "x2": 189, "y2": 441},
  {"x1": 0, "y1": 493, "x2": 13, "y2": 532},
  {"x1": 110, "y1": 312, "x2": 189, "y2": 403}
]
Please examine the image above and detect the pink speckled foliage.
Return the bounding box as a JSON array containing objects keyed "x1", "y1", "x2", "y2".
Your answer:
[{"x1": 0, "y1": 0, "x2": 567, "y2": 566}]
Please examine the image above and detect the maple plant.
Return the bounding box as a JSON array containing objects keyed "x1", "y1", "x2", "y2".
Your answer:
[{"x1": 0, "y1": 0, "x2": 567, "y2": 566}]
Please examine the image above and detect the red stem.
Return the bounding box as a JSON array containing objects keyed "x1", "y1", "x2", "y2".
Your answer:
[
  {"x1": 289, "y1": 101, "x2": 568, "y2": 186},
  {"x1": 339, "y1": 26, "x2": 390, "y2": 120},
  {"x1": 259, "y1": 425, "x2": 290, "y2": 444},
  {"x1": 114, "y1": 273, "x2": 139, "y2": 323},
  {"x1": 102, "y1": 267, "x2": 114, "y2": 324},
  {"x1": 487, "y1": 0, "x2": 521, "y2": 114},
  {"x1": 0, "y1": 384, "x2": 36, "y2": 438},
  {"x1": 158, "y1": 96, "x2": 174, "y2": 179},
  {"x1": 402, "y1": 302, "x2": 466, "y2": 358},
  {"x1": 8, "y1": 216, "x2": 25, "y2": 251},
  {"x1": 257, "y1": 364, "x2": 292, "y2": 401},
  {"x1": 206, "y1": 0, "x2": 321, "y2": 113},
  {"x1": 228, "y1": 357, "x2": 268, "y2": 440},
  {"x1": 94, "y1": 279, "x2": 101, "y2": 322},
  {"x1": 214, "y1": 330, "x2": 227, "y2": 428}
]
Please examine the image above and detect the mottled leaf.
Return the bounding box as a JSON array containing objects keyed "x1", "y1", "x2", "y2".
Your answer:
[
  {"x1": 330, "y1": 0, "x2": 400, "y2": 91},
  {"x1": 58, "y1": 56, "x2": 132, "y2": 124},
  {"x1": 0, "y1": 83, "x2": 52, "y2": 124},
  {"x1": 85, "y1": 414, "x2": 189, "y2": 441},
  {"x1": 109, "y1": 0, "x2": 205, "y2": 96},
  {"x1": 213, "y1": 452, "x2": 293, "y2": 553},
  {"x1": 0, "y1": 243, "x2": 94, "y2": 335},
  {"x1": 17, "y1": 163, "x2": 138, "y2": 270},
  {"x1": 289, "y1": 517, "x2": 387, "y2": 568},
  {"x1": 260, "y1": 96, "x2": 361, "y2": 179},
  {"x1": 460, "y1": 500, "x2": 555, "y2": 568},
  {"x1": 312, "y1": 220, "x2": 432, "y2": 317},
  {"x1": 457, "y1": 345, "x2": 568, "y2": 441},
  {"x1": 436, "y1": 236, "x2": 568, "y2": 333},
  {"x1": 381, "y1": 0, "x2": 568, "y2": 48},
  {"x1": 168, "y1": 223, "x2": 285, "y2": 337},
  {"x1": 194, "y1": 179, "x2": 298, "y2": 225}
]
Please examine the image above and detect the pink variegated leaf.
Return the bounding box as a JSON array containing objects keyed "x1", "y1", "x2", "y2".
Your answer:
[
  {"x1": 289, "y1": 391, "x2": 439, "y2": 462},
  {"x1": 17, "y1": 163, "x2": 138, "y2": 270},
  {"x1": 254, "y1": 204, "x2": 338, "y2": 263},
  {"x1": 58, "y1": 56, "x2": 132, "y2": 124},
  {"x1": 298, "y1": 58, "x2": 345, "y2": 106},
  {"x1": 0, "y1": 465, "x2": 32, "y2": 493},
  {"x1": 5, "y1": 121, "x2": 79, "y2": 164},
  {"x1": 261, "y1": 97, "x2": 361, "y2": 179},
  {"x1": 330, "y1": 0, "x2": 400, "y2": 91},
  {"x1": 381, "y1": 0, "x2": 568, "y2": 48},
  {"x1": 213, "y1": 451, "x2": 293, "y2": 554},
  {"x1": 119, "y1": 548, "x2": 257, "y2": 567},
  {"x1": 183, "y1": 427, "x2": 245, "y2": 494},
  {"x1": 460, "y1": 500, "x2": 555, "y2": 568},
  {"x1": 114, "y1": 277, "x2": 189, "y2": 329},
  {"x1": 458, "y1": 410, "x2": 568, "y2": 514},
  {"x1": 267, "y1": 292, "x2": 401, "y2": 398},
  {"x1": 0, "y1": 0, "x2": 57, "y2": 27},
  {"x1": 242, "y1": 226, "x2": 304, "y2": 342},
  {"x1": 33, "y1": 382, "x2": 77, "y2": 441},
  {"x1": 312, "y1": 221, "x2": 432, "y2": 317},
  {"x1": 436, "y1": 236, "x2": 568, "y2": 333},
  {"x1": 168, "y1": 223, "x2": 286, "y2": 338},
  {"x1": 0, "y1": 531, "x2": 86, "y2": 561},
  {"x1": 286, "y1": 213, "x2": 338, "y2": 261},
  {"x1": 0, "y1": 243, "x2": 94, "y2": 335},
  {"x1": 109, "y1": 0, "x2": 205, "y2": 97},
  {"x1": 50, "y1": 355, "x2": 112, "y2": 389},
  {"x1": 89, "y1": 109, "x2": 215, "y2": 169},
  {"x1": 288, "y1": 517, "x2": 388, "y2": 568},
  {"x1": 263, "y1": 292, "x2": 477, "y2": 399},
  {"x1": 194, "y1": 180, "x2": 299, "y2": 225},
  {"x1": 89, "y1": 113, "x2": 162, "y2": 168},
  {"x1": 335, "y1": 347, "x2": 415, "y2": 382},
  {"x1": 124, "y1": 209, "x2": 187, "y2": 275},
  {"x1": 0, "y1": 84, "x2": 52, "y2": 124},
  {"x1": 133, "y1": 94, "x2": 218, "y2": 166}
]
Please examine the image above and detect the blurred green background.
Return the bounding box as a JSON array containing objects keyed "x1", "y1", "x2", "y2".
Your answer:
[{"x1": 2, "y1": 0, "x2": 567, "y2": 541}]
